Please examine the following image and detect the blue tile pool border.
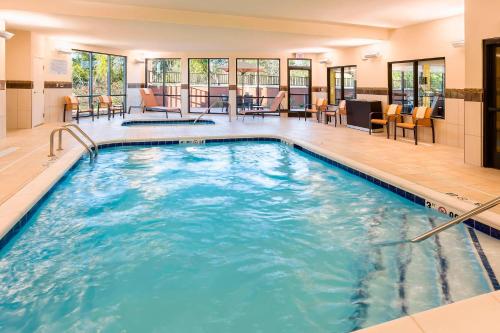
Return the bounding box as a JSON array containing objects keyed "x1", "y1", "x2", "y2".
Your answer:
[
  {"x1": 292, "y1": 143, "x2": 500, "y2": 241},
  {"x1": 1, "y1": 136, "x2": 499, "y2": 291}
]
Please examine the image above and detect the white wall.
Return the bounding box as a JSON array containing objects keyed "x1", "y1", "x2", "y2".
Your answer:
[
  {"x1": 0, "y1": 20, "x2": 6, "y2": 139},
  {"x1": 321, "y1": 15, "x2": 465, "y2": 149}
]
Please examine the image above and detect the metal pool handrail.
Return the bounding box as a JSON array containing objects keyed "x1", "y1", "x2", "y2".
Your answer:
[
  {"x1": 48, "y1": 125, "x2": 97, "y2": 161},
  {"x1": 63, "y1": 124, "x2": 98, "y2": 156},
  {"x1": 411, "y1": 196, "x2": 500, "y2": 243},
  {"x1": 194, "y1": 101, "x2": 231, "y2": 124}
]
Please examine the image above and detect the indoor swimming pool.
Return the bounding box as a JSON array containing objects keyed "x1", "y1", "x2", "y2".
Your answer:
[{"x1": 0, "y1": 141, "x2": 492, "y2": 332}]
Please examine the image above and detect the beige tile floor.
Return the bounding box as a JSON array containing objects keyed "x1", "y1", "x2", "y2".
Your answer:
[{"x1": 1, "y1": 111, "x2": 499, "y2": 332}]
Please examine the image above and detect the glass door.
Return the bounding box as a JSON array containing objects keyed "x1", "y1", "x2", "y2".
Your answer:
[
  {"x1": 288, "y1": 59, "x2": 311, "y2": 113},
  {"x1": 484, "y1": 40, "x2": 500, "y2": 168}
]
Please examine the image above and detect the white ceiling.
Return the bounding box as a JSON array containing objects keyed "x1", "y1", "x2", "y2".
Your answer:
[
  {"x1": 92, "y1": 0, "x2": 464, "y2": 28},
  {"x1": 0, "y1": 0, "x2": 464, "y2": 53}
]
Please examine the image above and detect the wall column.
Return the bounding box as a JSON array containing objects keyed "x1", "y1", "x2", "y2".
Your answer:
[{"x1": 0, "y1": 21, "x2": 6, "y2": 139}]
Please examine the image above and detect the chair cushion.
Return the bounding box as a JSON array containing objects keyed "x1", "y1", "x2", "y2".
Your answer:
[
  {"x1": 387, "y1": 104, "x2": 398, "y2": 116},
  {"x1": 371, "y1": 119, "x2": 388, "y2": 125},
  {"x1": 416, "y1": 106, "x2": 427, "y2": 119},
  {"x1": 396, "y1": 122, "x2": 416, "y2": 129}
]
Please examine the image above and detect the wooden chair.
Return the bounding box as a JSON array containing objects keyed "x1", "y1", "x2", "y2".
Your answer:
[
  {"x1": 98, "y1": 95, "x2": 124, "y2": 120},
  {"x1": 337, "y1": 100, "x2": 347, "y2": 124},
  {"x1": 394, "y1": 106, "x2": 435, "y2": 145},
  {"x1": 369, "y1": 104, "x2": 402, "y2": 138},
  {"x1": 324, "y1": 105, "x2": 338, "y2": 127},
  {"x1": 63, "y1": 95, "x2": 94, "y2": 123},
  {"x1": 304, "y1": 97, "x2": 327, "y2": 122}
]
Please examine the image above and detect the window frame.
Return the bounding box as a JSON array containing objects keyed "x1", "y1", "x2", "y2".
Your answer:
[
  {"x1": 327, "y1": 65, "x2": 357, "y2": 105},
  {"x1": 144, "y1": 58, "x2": 182, "y2": 108},
  {"x1": 72, "y1": 49, "x2": 127, "y2": 110},
  {"x1": 287, "y1": 58, "x2": 312, "y2": 112},
  {"x1": 388, "y1": 57, "x2": 446, "y2": 119},
  {"x1": 188, "y1": 57, "x2": 230, "y2": 114},
  {"x1": 236, "y1": 58, "x2": 281, "y2": 114}
]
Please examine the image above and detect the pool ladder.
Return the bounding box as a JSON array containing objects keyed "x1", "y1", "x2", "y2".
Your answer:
[
  {"x1": 411, "y1": 196, "x2": 500, "y2": 242},
  {"x1": 48, "y1": 124, "x2": 98, "y2": 161}
]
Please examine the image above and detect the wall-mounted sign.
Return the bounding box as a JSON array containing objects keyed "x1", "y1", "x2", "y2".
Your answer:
[{"x1": 49, "y1": 59, "x2": 68, "y2": 75}]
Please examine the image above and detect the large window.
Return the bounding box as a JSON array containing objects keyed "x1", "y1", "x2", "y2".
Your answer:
[
  {"x1": 236, "y1": 58, "x2": 280, "y2": 113},
  {"x1": 145, "y1": 58, "x2": 181, "y2": 108},
  {"x1": 389, "y1": 58, "x2": 445, "y2": 118},
  {"x1": 327, "y1": 65, "x2": 357, "y2": 105},
  {"x1": 72, "y1": 50, "x2": 127, "y2": 110},
  {"x1": 188, "y1": 58, "x2": 229, "y2": 113},
  {"x1": 288, "y1": 59, "x2": 311, "y2": 112}
]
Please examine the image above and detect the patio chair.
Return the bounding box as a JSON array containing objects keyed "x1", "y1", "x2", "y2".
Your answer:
[
  {"x1": 98, "y1": 95, "x2": 125, "y2": 120},
  {"x1": 324, "y1": 105, "x2": 338, "y2": 127},
  {"x1": 304, "y1": 97, "x2": 327, "y2": 122},
  {"x1": 139, "y1": 88, "x2": 182, "y2": 118},
  {"x1": 238, "y1": 92, "x2": 285, "y2": 121},
  {"x1": 63, "y1": 95, "x2": 94, "y2": 124},
  {"x1": 338, "y1": 100, "x2": 347, "y2": 124},
  {"x1": 369, "y1": 104, "x2": 402, "y2": 138},
  {"x1": 394, "y1": 106, "x2": 435, "y2": 145}
]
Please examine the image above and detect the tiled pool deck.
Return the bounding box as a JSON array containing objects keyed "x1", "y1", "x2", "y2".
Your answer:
[{"x1": 0, "y1": 112, "x2": 499, "y2": 332}]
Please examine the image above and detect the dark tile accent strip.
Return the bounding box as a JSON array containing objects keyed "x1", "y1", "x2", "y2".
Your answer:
[
  {"x1": 467, "y1": 228, "x2": 500, "y2": 290},
  {"x1": 279, "y1": 85, "x2": 288, "y2": 91},
  {"x1": 429, "y1": 217, "x2": 452, "y2": 303},
  {"x1": 445, "y1": 88, "x2": 465, "y2": 99},
  {"x1": 0, "y1": 80, "x2": 5, "y2": 90},
  {"x1": 229, "y1": 85, "x2": 237, "y2": 91},
  {"x1": 181, "y1": 84, "x2": 189, "y2": 90},
  {"x1": 44, "y1": 81, "x2": 72, "y2": 89},
  {"x1": 464, "y1": 88, "x2": 483, "y2": 102},
  {"x1": 312, "y1": 86, "x2": 327, "y2": 93},
  {"x1": 356, "y1": 87, "x2": 388, "y2": 95},
  {"x1": 127, "y1": 83, "x2": 145, "y2": 89},
  {"x1": 6, "y1": 80, "x2": 33, "y2": 89}
]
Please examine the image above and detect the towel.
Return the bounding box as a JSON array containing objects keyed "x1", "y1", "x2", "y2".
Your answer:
[
  {"x1": 416, "y1": 106, "x2": 427, "y2": 119},
  {"x1": 387, "y1": 104, "x2": 398, "y2": 116}
]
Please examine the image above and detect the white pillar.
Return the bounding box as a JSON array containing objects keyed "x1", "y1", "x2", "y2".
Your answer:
[
  {"x1": 0, "y1": 20, "x2": 6, "y2": 139},
  {"x1": 228, "y1": 57, "x2": 237, "y2": 119},
  {"x1": 181, "y1": 57, "x2": 189, "y2": 115}
]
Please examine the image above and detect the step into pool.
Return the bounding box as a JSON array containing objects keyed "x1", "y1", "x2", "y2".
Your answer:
[{"x1": 0, "y1": 142, "x2": 491, "y2": 332}]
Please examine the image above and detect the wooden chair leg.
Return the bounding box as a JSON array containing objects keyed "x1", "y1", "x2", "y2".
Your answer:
[
  {"x1": 414, "y1": 127, "x2": 418, "y2": 145},
  {"x1": 431, "y1": 120, "x2": 435, "y2": 143},
  {"x1": 369, "y1": 122, "x2": 372, "y2": 135},
  {"x1": 386, "y1": 124, "x2": 389, "y2": 139}
]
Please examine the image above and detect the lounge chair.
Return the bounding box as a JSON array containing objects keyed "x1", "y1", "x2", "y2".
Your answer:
[
  {"x1": 139, "y1": 88, "x2": 182, "y2": 118},
  {"x1": 394, "y1": 106, "x2": 435, "y2": 145},
  {"x1": 238, "y1": 92, "x2": 285, "y2": 121},
  {"x1": 369, "y1": 104, "x2": 402, "y2": 138},
  {"x1": 304, "y1": 98, "x2": 327, "y2": 122},
  {"x1": 63, "y1": 95, "x2": 94, "y2": 123},
  {"x1": 98, "y1": 95, "x2": 125, "y2": 120}
]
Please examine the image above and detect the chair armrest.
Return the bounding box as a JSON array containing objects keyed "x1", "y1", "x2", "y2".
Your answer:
[{"x1": 369, "y1": 111, "x2": 383, "y2": 120}]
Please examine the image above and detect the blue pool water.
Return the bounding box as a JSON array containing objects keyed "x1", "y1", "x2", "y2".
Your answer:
[{"x1": 0, "y1": 142, "x2": 491, "y2": 332}]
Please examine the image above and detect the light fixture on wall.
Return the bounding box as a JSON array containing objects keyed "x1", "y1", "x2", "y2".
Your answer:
[
  {"x1": 362, "y1": 52, "x2": 380, "y2": 61},
  {"x1": 55, "y1": 46, "x2": 73, "y2": 54},
  {"x1": 319, "y1": 58, "x2": 332, "y2": 65},
  {"x1": 134, "y1": 57, "x2": 146, "y2": 64},
  {"x1": 0, "y1": 30, "x2": 15, "y2": 40},
  {"x1": 451, "y1": 40, "x2": 464, "y2": 48}
]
